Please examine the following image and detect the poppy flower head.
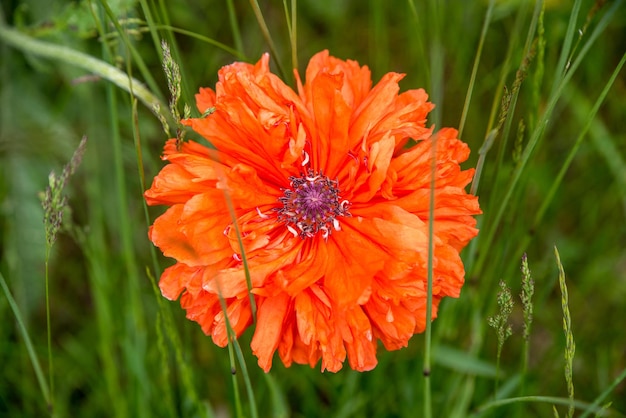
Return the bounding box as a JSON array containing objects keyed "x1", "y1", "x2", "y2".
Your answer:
[{"x1": 145, "y1": 50, "x2": 481, "y2": 372}]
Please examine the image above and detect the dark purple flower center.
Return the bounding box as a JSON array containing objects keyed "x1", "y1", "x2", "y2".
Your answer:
[{"x1": 277, "y1": 169, "x2": 351, "y2": 239}]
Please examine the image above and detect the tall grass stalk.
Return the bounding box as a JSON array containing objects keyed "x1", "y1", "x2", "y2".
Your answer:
[
  {"x1": 458, "y1": 0, "x2": 495, "y2": 139},
  {"x1": 216, "y1": 289, "x2": 257, "y2": 418},
  {"x1": 0, "y1": 272, "x2": 51, "y2": 409},
  {"x1": 227, "y1": 0, "x2": 245, "y2": 55},
  {"x1": 579, "y1": 367, "x2": 626, "y2": 418},
  {"x1": 250, "y1": 0, "x2": 287, "y2": 80},
  {"x1": 282, "y1": 0, "x2": 298, "y2": 71},
  {"x1": 519, "y1": 253, "x2": 534, "y2": 395},
  {"x1": 0, "y1": 22, "x2": 169, "y2": 123},
  {"x1": 422, "y1": 130, "x2": 437, "y2": 418},
  {"x1": 43, "y1": 248, "x2": 54, "y2": 414},
  {"x1": 554, "y1": 247, "x2": 575, "y2": 418},
  {"x1": 488, "y1": 281, "x2": 513, "y2": 394}
]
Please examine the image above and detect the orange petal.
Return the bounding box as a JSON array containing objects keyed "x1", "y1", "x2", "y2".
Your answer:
[{"x1": 251, "y1": 292, "x2": 291, "y2": 372}]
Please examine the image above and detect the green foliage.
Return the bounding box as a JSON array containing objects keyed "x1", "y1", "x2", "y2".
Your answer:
[{"x1": 1, "y1": 0, "x2": 626, "y2": 417}]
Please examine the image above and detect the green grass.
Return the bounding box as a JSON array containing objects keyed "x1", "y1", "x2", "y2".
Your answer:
[{"x1": 1, "y1": 0, "x2": 626, "y2": 416}]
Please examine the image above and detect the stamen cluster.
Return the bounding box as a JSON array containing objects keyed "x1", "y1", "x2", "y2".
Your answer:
[{"x1": 277, "y1": 169, "x2": 350, "y2": 239}]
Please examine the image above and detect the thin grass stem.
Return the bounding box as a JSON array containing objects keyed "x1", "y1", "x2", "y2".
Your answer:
[
  {"x1": 0, "y1": 23, "x2": 172, "y2": 125},
  {"x1": 96, "y1": 0, "x2": 163, "y2": 100},
  {"x1": 579, "y1": 367, "x2": 626, "y2": 418},
  {"x1": 249, "y1": 0, "x2": 287, "y2": 79},
  {"x1": 282, "y1": 0, "x2": 298, "y2": 72},
  {"x1": 423, "y1": 128, "x2": 438, "y2": 418},
  {"x1": 549, "y1": 0, "x2": 582, "y2": 98},
  {"x1": 227, "y1": 0, "x2": 245, "y2": 56},
  {"x1": 215, "y1": 292, "x2": 247, "y2": 418},
  {"x1": 44, "y1": 248, "x2": 54, "y2": 414},
  {"x1": 554, "y1": 247, "x2": 575, "y2": 418},
  {"x1": 0, "y1": 272, "x2": 51, "y2": 408},
  {"x1": 459, "y1": 0, "x2": 495, "y2": 139}
]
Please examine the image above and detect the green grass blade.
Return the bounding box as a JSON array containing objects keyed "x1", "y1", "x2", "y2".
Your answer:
[
  {"x1": 458, "y1": 0, "x2": 495, "y2": 139},
  {"x1": 472, "y1": 395, "x2": 613, "y2": 417},
  {"x1": 282, "y1": 0, "x2": 298, "y2": 72},
  {"x1": 579, "y1": 367, "x2": 626, "y2": 418},
  {"x1": 0, "y1": 272, "x2": 51, "y2": 408},
  {"x1": 549, "y1": 0, "x2": 582, "y2": 96},
  {"x1": 227, "y1": 0, "x2": 245, "y2": 55},
  {"x1": 249, "y1": 0, "x2": 287, "y2": 79},
  {"x1": 0, "y1": 23, "x2": 170, "y2": 124},
  {"x1": 95, "y1": 0, "x2": 163, "y2": 102}
]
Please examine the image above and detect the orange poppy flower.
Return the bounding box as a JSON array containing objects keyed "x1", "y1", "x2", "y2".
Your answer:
[{"x1": 145, "y1": 50, "x2": 481, "y2": 372}]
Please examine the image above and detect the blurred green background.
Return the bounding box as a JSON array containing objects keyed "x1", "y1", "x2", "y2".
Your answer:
[{"x1": 1, "y1": 0, "x2": 625, "y2": 417}]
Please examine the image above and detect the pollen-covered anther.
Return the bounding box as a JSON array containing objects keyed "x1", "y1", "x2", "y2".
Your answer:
[{"x1": 277, "y1": 169, "x2": 351, "y2": 239}]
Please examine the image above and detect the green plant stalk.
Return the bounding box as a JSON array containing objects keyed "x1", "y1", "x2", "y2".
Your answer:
[
  {"x1": 227, "y1": 0, "x2": 245, "y2": 56},
  {"x1": 231, "y1": 332, "x2": 259, "y2": 418},
  {"x1": 482, "y1": 2, "x2": 529, "y2": 139},
  {"x1": 291, "y1": 0, "x2": 298, "y2": 71},
  {"x1": 0, "y1": 272, "x2": 51, "y2": 408},
  {"x1": 470, "y1": 129, "x2": 497, "y2": 197},
  {"x1": 549, "y1": 0, "x2": 582, "y2": 98},
  {"x1": 554, "y1": 247, "x2": 575, "y2": 418},
  {"x1": 427, "y1": 0, "x2": 443, "y2": 130},
  {"x1": 530, "y1": 6, "x2": 546, "y2": 134},
  {"x1": 131, "y1": 98, "x2": 162, "y2": 288},
  {"x1": 127, "y1": 23, "x2": 246, "y2": 61},
  {"x1": 249, "y1": 0, "x2": 287, "y2": 80},
  {"x1": 147, "y1": 271, "x2": 214, "y2": 418},
  {"x1": 423, "y1": 128, "x2": 438, "y2": 418},
  {"x1": 406, "y1": 0, "x2": 430, "y2": 87},
  {"x1": 216, "y1": 291, "x2": 248, "y2": 418},
  {"x1": 458, "y1": 0, "x2": 495, "y2": 139},
  {"x1": 218, "y1": 185, "x2": 258, "y2": 414},
  {"x1": 222, "y1": 187, "x2": 257, "y2": 321},
  {"x1": 81, "y1": 148, "x2": 128, "y2": 418},
  {"x1": 96, "y1": 0, "x2": 163, "y2": 100},
  {"x1": 44, "y1": 248, "x2": 54, "y2": 414},
  {"x1": 227, "y1": 337, "x2": 244, "y2": 418},
  {"x1": 97, "y1": 13, "x2": 150, "y2": 414},
  {"x1": 153, "y1": 310, "x2": 177, "y2": 417},
  {"x1": 0, "y1": 23, "x2": 172, "y2": 126},
  {"x1": 282, "y1": 0, "x2": 298, "y2": 72},
  {"x1": 154, "y1": 0, "x2": 196, "y2": 108},
  {"x1": 519, "y1": 254, "x2": 534, "y2": 401},
  {"x1": 136, "y1": 0, "x2": 161, "y2": 58},
  {"x1": 579, "y1": 366, "x2": 626, "y2": 418}
]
